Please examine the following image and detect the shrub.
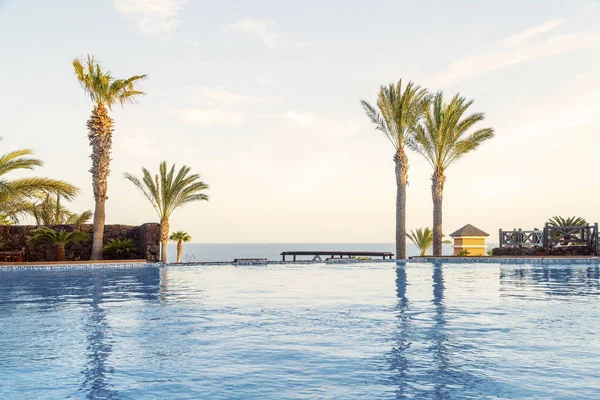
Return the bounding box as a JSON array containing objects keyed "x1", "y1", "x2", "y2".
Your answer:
[{"x1": 103, "y1": 238, "x2": 137, "y2": 259}]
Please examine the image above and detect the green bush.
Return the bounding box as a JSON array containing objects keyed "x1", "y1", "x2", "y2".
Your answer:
[{"x1": 103, "y1": 238, "x2": 137, "y2": 259}]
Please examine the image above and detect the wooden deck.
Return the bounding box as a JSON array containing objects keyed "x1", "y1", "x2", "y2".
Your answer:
[{"x1": 281, "y1": 251, "x2": 394, "y2": 261}]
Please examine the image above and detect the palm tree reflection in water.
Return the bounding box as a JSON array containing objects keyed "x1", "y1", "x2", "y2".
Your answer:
[
  {"x1": 80, "y1": 271, "x2": 119, "y2": 399},
  {"x1": 389, "y1": 265, "x2": 411, "y2": 398},
  {"x1": 430, "y1": 262, "x2": 450, "y2": 399},
  {"x1": 389, "y1": 264, "x2": 453, "y2": 399}
]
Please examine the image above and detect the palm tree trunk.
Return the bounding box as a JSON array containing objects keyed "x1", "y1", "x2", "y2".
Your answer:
[
  {"x1": 431, "y1": 169, "x2": 446, "y2": 256},
  {"x1": 91, "y1": 200, "x2": 105, "y2": 260},
  {"x1": 160, "y1": 218, "x2": 169, "y2": 263},
  {"x1": 177, "y1": 241, "x2": 182, "y2": 263},
  {"x1": 87, "y1": 104, "x2": 114, "y2": 260},
  {"x1": 55, "y1": 244, "x2": 66, "y2": 262},
  {"x1": 394, "y1": 151, "x2": 409, "y2": 260}
]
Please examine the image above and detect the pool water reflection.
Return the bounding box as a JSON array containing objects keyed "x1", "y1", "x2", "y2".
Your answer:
[{"x1": 1, "y1": 263, "x2": 599, "y2": 399}]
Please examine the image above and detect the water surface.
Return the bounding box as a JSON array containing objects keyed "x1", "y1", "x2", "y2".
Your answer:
[{"x1": 0, "y1": 263, "x2": 598, "y2": 399}]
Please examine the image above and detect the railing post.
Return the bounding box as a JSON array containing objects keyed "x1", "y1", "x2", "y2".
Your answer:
[
  {"x1": 518, "y1": 228, "x2": 522, "y2": 248},
  {"x1": 543, "y1": 223, "x2": 549, "y2": 249},
  {"x1": 499, "y1": 229, "x2": 503, "y2": 247},
  {"x1": 592, "y1": 222, "x2": 598, "y2": 257}
]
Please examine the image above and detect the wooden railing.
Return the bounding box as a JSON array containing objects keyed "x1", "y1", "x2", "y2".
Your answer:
[
  {"x1": 499, "y1": 223, "x2": 599, "y2": 255},
  {"x1": 546, "y1": 224, "x2": 598, "y2": 250},
  {"x1": 499, "y1": 229, "x2": 543, "y2": 247}
]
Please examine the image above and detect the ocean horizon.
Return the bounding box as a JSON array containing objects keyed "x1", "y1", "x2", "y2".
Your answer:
[{"x1": 164, "y1": 242, "x2": 498, "y2": 263}]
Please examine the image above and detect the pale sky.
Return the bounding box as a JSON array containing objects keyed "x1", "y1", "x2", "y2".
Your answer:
[{"x1": 1, "y1": 0, "x2": 600, "y2": 243}]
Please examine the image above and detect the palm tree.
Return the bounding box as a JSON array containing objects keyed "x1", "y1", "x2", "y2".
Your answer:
[
  {"x1": 406, "y1": 227, "x2": 451, "y2": 256},
  {"x1": 0, "y1": 138, "x2": 79, "y2": 223},
  {"x1": 28, "y1": 193, "x2": 92, "y2": 226},
  {"x1": 361, "y1": 80, "x2": 428, "y2": 259},
  {"x1": 124, "y1": 162, "x2": 209, "y2": 263},
  {"x1": 410, "y1": 91, "x2": 494, "y2": 256},
  {"x1": 169, "y1": 231, "x2": 191, "y2": 263},
  {"x1": 30, "y1": 227, "x2": 91, "y2": 261},
  {"x1": 406, "y1": 228, "x2": 434, "y2": 256},
  {"x1": 73, "y1": 55, "x2": 146, "y2": 260},
  {"x1": 547, "y1": 216, "x2": 587, "y2": 227}
]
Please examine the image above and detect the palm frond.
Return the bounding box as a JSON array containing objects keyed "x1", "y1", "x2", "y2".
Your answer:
[
  {"x1": 361, "y1": 79, "x2": 428, "y2": 152},
  {"x1": 411, "y1": 91, "x2": 494, "y2": 172},
  {"x1": 73, "y1": 55, "x2": 146, "y2": 109}
]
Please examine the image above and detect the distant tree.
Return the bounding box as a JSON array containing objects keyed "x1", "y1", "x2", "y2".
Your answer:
[
  {"x1": 169, "y1": 231, "x2": 191, "y2": 263},
  {"x1": 361, "y1": 80, "x2": 428, "y2": 259},
  {"x1": 410, "y1": 91, "x2": 494, "y2": 256},
  {"x1": 30, "y1": 227, "x2": 90, "y2": 261},
  {"x1": 124, "y1": 162, "x2": 209, "y2": 263},
  {"x1": 73, "y1": 55, "x2": 146, "y2": 260}
]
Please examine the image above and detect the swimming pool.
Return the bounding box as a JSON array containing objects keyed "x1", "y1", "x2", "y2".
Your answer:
[{"x1": 1, "y1": 263, "x2": 599, "y2": 399}]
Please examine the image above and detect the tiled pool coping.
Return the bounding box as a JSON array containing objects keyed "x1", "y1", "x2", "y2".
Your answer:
[
  {"x1": 407, "y1": 257, "x2": 600, "y2": 264},
  {"x1": 1, "y1": 257, "x2": 599, "y2": 270}
]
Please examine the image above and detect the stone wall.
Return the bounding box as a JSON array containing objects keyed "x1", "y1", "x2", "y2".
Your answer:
[
  {"x1": 0, "y1": 223, "x2": 161, "y2": 262},
  {"x1": 492, "y1": 246, "x2": 593, "y2": 257}
]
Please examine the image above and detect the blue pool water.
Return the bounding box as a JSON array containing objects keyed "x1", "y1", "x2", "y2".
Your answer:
[{"x1": 1, "y1": 263, "x2": 599, "y2": 399}]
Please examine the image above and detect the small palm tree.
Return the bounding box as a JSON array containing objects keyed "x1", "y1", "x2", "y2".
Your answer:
[
  {"x1": 406, "y1": 228, "x2": 451, "y2": 256},
  {"x1": 103, "y1": 238, "x2": 136, "y2": 259},
  {"x1": 124, "y1": 162, "x2": 209, "y2": 263},
  {"x1": 169, "y1": 231, "x2": 191, "y2": 263},
  {"x1": 30, "y1": 227, "x2": 91, "y2": 261},
  {"x1": 28, "y1": 194, "x2": 92, "y2": 227},
  {"x1": 361, "y1": 80, "x2": 428, "y2": 259},
  {"x1": 0, "y1": 138, "x2": 79, "y2": 223},
  {"x1": 73, "y1": 55, "x2": 146, "y2": 260},
  {"x1": 547, "y1": 216, "x2": 587, "y2": 227},
  {"x1": 410, "y1": 92, "x2": 494, "y2": 256},
  {"x1": 406, "y1": 228, "x2": 433, "y2": 256}
]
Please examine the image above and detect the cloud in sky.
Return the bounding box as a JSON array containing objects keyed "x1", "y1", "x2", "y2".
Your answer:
[
  {"x1": 285, "y1": 110, "x2": 313, "y2": 126},
  {"x1": 173, "y1": 88, "x2": 266, "y2": 127},
  {"x1": 224, "y1": 19, "x2": 310, "y2": 49},
  {"x1": 173, "y1": 108, "x2": 245, "y2": 127},
  {"x1": 114, "y1": 0, "x2": 189, "y2": 36},
  {"x1": 433, "y1": 20, "x2": 600, "y2": 86},
  {"x1": 503, "y1": 19, "x2": 564, "y2": 47}
]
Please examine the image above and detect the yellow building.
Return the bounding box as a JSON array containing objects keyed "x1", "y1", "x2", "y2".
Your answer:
[{"x1": 450, "y1": 224, "x2": 489, "y2": 256}]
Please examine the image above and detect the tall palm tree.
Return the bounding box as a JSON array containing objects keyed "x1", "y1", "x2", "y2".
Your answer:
[
  {"x1": 0, "y1": 138, "x2": 79, "y2": 223},
  {"x1": 73, "y1": 55, "x2": 146, "y2": 260},
  {"x1": 30, "y1": 227, "x2": 91, "y2": 261},
  {"x1": 410, "y1": 92, "x2": 494, "y2": 256},
  {"x1": 361, "y1": 80, "x2": 428, "y2": 259},
  {"x1": 406, "y1": 228, "x2": 434, "y2": 256},
  {"x1": 169, "y1": 231, "x2": 191, "y2": 263},
  {"x1": 124, "y1": 162, "x2": 209, "y2": 263}
]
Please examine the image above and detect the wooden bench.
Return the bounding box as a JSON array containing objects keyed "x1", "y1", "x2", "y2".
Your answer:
[{"x1": 281, "y1": 251, "x2": 394, "y2": 262}]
